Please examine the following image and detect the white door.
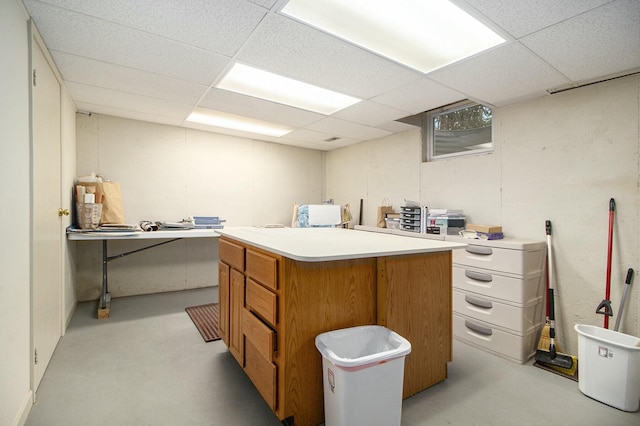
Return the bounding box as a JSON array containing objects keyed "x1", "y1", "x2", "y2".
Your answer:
[{"x1": 31, "y1": 33, "x2": 62, "y2": 392}]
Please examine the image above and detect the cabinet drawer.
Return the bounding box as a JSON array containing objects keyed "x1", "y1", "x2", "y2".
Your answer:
[
  {"x1": 245, "y1": 338, "x2": 277, "y2": 411},
  {"x1": 246, "y1": 278, "x2": 277, "y2": 328},
  {"x1": 243, "y1": 308, "x2": 275, "y2": 363},
  {"x1": 453, "y1": 244, "x2": 544, "y2": 276},
  {"x1": 453, "y1": 313, "x2": 542, "y2": 363},
  {"x1": 453, "y1": 266, "x2": 544, "y2": 305},
  {"x1": 246, "y1": 249, "x2": 277, "y2": 290},
  {"x1": 453, "y1": 289, "x2": 543, "y2": 334},
  {"x1": 219, "y1": 238, "x2": 245, "y2": 271}
]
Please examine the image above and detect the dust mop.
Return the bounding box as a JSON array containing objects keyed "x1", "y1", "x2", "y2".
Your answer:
[{"x1": 534, "y1": 221, "x2": 577, "y2": 379}]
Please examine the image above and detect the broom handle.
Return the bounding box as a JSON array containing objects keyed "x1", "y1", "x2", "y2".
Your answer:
[
  {"x1": 605, "y1": 198, "x2": 615, "y2": 329},
  {"x1": 546, "y1": 221, "x2": 557, "y2": 348}
]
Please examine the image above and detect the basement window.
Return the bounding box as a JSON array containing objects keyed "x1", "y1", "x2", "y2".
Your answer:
[{"x1": 423, "y1": 101, "x2": 493, "y2": 161}]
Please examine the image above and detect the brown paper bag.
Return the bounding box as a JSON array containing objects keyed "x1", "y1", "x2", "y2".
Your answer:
[
  {"x1": 78, "y1": 182, "x2": 125, "y2": 224},
  {"x1": 377, "y1": 199, "x2": 394, "y2": 228}
]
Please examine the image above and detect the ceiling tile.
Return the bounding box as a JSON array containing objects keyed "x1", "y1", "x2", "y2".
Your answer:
[
  {"x1": 30, "y1": 0, "x2": 267, "y2": 56},
  {"x1": 236, "y1": 13, "x2": 422, "y2": 99},
  {"x1": 66, "y1": 82, "x2": 194, "y2": 119},
  {"x1": 247, "y1": 0, "x2": 277, "y2": 8},
  {"x1": 199, "y1": 88, "x2": 325, "y2": 127},
  {"x1": 375, "y1": 120, "x2": 418, "y2": 133},
  {"x1": 372, "y1": 77, "x2": 466, "y2": 114},
  {"x1": 307, "y1": 117, "x2": 392, "y2": 141},
  {"x1": 279, "y1": 128, "x2": 361, "y2": 149},
  {"x1": 74, "y1": 102, "x2": 185, "y2": 128},
  {"x1": 520, "y1": 0, "x2": 640, "y2": 82},
  {"x1": 332, "y1": 101, "x2": 411, "y2": 127},
  {"x1": 460, "y1": 0, "x2": 613, "y2": 38},
  {"x1": 51, "y1": 51, "x2": 209, "y2": 105},
  {"x1": 429, "y1": 42, "x2": 570, "y2": 106},
  {"x1": 26, "y1": 1, "x2": 229, "y2": 85}
]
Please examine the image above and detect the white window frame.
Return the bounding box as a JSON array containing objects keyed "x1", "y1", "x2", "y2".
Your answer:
[{"x1": 422, "y1": 100, "x2": 493, "y2": 162}]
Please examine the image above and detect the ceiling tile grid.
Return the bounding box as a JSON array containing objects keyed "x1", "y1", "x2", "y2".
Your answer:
[
  {"x1": 200, "y1": 88, "x2": 325, "y2": 128},
  {"x1": 25, "y1": 1, "x2": 230, "y2": 84},
  {"x1": 459, "y1": 0, "x2": 614, "y2": 38},
  {"x1": 429, "y1": 42, "x2": 572, "y2": 106},
  {"x1": 29, "y1": 0, "x2": 268, "y2": 56},
  {"x1": 51, "y1": 51, "x2": 209, "y2": 106},
  {"x1": 235, "y1": 13, "x2": 423, "y2": 99},
  {"x1": 23, "y1": 0, "x2": 640, "y2": 151},
  {"x1": 65, "y1": 82, "x2": 195, "y2": 120},
  {"x1": 520, "y1": 0, "x2": 640, "y2": 82}
]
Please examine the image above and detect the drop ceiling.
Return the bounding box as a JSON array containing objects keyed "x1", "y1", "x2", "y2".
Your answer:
[{"x1": 23, "y1": 0, "x2": 640, "y2": 151}]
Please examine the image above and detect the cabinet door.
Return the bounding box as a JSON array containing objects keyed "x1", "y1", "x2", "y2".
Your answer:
[
  {"x1": 218, "y1": 262, "x2": 230, "y2": 347},
  {"x1": 229, "y1": 268, "x2": 245, "y2": 365}
]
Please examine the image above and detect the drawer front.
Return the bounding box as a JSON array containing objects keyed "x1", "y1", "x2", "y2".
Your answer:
[
  {"x1": 453, "y1": 289, "x2": 543, "y2": 334},
  {"x1": 246, "y1": 278, "x2": 277, "y2": 328},
  {"x1": 219, "y1": 238, "x2": 245, "y2": 271},
  {"x1": 453, "y1": 245, "x2": 535, "y2": 275},
  {"x1": 453, "y1": 266, "x2": 544, "y2": 305},
  {"x1": 242, "y1": 308, "x2": 275, "y2": 363},
  {"x1": 245, "y1": 338, "x2": 277, "y2": 411},
  {"x1": 453, "y1": 313, "x2": 542, "y2": 363},
  {"x1": 246, "y1": 249, "x2": 277, "y2": 290}
]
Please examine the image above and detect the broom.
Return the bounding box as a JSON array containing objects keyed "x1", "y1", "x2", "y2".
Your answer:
[
  {"x1": 536, "y1": 257, "x2": 555, "y2": 352},
  {"x1": 534, "y1": 221, "x2": 577, "y2": 379}
]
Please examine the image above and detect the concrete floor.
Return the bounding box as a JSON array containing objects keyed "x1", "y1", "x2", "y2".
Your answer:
[{"x1": 26, "y1": 287, "x2": 639, "y2": 426}]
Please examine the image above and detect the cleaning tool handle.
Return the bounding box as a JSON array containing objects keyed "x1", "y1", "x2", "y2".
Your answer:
[
  {"x1": 614, "y1": 268, "x2": 634, "y2": 331},
  {"x1": 545, "y1": 220, "x2": 552, "y2": 236},
  {"x1": 604, "y1": 198, "x2": 615, "y2": 328}
]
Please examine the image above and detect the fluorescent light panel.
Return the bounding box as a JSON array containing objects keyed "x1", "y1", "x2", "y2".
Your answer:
[
  {"x1": 186, "y1": 107, "x2": 294, "y2": 137},
  {"x1": 281, "y1": 0, "x2": 506, "y2": 74},
  {"x1": 216, "y1": 63, "x2": 360, "y2": 115}
]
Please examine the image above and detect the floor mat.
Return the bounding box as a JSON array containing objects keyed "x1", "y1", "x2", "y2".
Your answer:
[{"x1": 185, "y1": 303, "x2": 220, "y2": 342}]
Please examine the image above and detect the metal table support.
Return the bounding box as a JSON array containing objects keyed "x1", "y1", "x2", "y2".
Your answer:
[
  {"x1": 67, "y1": 229, "x2": 220, "y2": 319},
  {"x1": 99, "y1": 238, "x2": 180, "y2": 311}
]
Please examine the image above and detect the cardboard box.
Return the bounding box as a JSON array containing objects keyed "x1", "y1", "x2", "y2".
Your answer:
[{"x1": 466, "y1": 224, "x2": 502, "y2": 233}]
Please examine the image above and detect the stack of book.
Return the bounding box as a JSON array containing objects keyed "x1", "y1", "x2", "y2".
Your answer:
[{"x1": 193, "y1": 216, "x2": 226, "y2": 229}]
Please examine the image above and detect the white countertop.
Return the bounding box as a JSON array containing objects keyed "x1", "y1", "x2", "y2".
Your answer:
[
  {"x1": 216, "y1": 227, "x2": 466, "y2": 262},
  {"x1": 67, "y1": 228, "x2": 220, "y2": 240}
]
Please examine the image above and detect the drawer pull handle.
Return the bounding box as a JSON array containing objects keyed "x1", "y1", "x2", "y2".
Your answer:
[
  {"x1": 465, "y1": 295, "x2": 493, "y2": 309},
  {"x1": 465, "y1": 320, "x2": 493, "y2": 336},
  {"x1": 465, "y1": 245, "x2": 493, "y2": 255},
  {"x1": 465, "y1": 270, "x2": 493, "y2": 282}
]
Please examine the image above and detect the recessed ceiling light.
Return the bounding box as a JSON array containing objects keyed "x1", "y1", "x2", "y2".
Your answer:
[
  {"x1": 216, "y1": 63, "x2": 361, "y2": 115},
  {"x1": 281, "y1": 0, "x2": 506, "y2": 74},
  {"x1": 186, "y1": 107, "x2": 294, "y2": 137}
]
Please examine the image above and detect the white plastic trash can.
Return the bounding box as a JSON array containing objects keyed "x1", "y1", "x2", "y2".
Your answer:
[
  {"x1": 575, "y1": 324, "x2": 640, "y2": 412},
  {"x1": 315, "y1": 325, "x2": 411, "y2": 426}
]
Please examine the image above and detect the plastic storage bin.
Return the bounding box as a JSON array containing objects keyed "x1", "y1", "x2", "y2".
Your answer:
[
  {"x1": 575, "y1": 324, "x2": 640, "y2": 412},
  {"x1": 315, "y1": 325, "x2": 411, "y2": 426}
]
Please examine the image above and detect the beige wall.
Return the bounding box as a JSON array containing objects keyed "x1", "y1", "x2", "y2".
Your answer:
[
  {"x1": 1, "y1": 1, "x2": 34, "y2": 424},
  {"x1": 326, "y1": 74, "x2": 640, "y2": 355},
  {"x1": 74, "y1": 114, "x2": 324, "y2": 301}
]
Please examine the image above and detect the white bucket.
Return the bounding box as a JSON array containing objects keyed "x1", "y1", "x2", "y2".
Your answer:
[{"x1": 575, "y1": 324, "x2": 640, "y2": 412}]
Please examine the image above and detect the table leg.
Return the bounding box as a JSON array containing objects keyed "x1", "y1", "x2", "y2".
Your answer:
[{"x1": 97, "y1": 239, "x2": 111, "y2": 319}]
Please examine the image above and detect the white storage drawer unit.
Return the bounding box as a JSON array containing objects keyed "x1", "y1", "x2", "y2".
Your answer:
[{"x1": 446, "y1": 235, "x2": 546, "y2": 363}]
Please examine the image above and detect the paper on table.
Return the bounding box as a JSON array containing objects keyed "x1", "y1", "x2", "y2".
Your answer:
[{"x1": 308, "y1": 204, "x2": 341, "y2": 226}]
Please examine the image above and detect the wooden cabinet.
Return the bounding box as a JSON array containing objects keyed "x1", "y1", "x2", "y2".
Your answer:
[
  {"x1": 219, "y1": 239, "x2": 245, "y2": 365},
  {"x1": 218, "y1": 261, "x2": 229, "y2": 346},
  {"x1": 218, "y1": 236, "x2": 452, "y2": 426}
]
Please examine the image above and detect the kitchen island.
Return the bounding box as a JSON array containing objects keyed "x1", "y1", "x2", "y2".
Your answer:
[{"x1": 216, "y1": 227, "x2": 465, "y2": 426}]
